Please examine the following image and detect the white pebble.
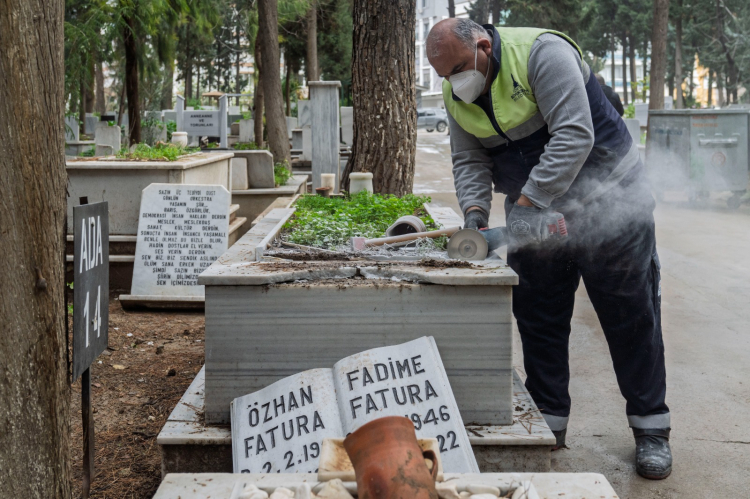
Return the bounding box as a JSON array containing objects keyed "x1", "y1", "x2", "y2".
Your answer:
[
  {"x1": 459, "y1": 492, "x2": 471, "y2": 498},
  {"x1": 469, "y1": 495, "x2": 499, "y2": 499},
  {"x1": 436, "y1": 481, "x2": 461, "y2": 499},
  {"x1": 126, "y1": 333, "x2": 133, "y2": 337},
  {"x1": 467, "y1": 485, "x2": 501, "y2": 496}
]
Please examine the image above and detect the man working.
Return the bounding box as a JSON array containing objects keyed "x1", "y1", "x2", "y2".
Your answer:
[{"x1": 426, "y1": 19, "x2": 671, "y2": 480}]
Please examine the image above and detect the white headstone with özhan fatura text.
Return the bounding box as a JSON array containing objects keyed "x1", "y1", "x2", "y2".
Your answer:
[{"x1": 130, "y1": 184, "x2": 230, "y2": 298}]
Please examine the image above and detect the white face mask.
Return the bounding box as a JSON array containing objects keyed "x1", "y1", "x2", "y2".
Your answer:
[{"x1": 449, "y1": 43, "x2": 490, "y2": 103}]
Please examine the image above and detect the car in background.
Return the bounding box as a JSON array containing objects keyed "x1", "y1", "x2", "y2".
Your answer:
[{"x1": 417, "y1": 108, "x2": 448, "y2": 133}]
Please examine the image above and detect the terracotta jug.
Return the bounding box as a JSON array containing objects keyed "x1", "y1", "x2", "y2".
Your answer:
[{"x1": 343, "y1": 416, "x2": 439, "y2": 499}]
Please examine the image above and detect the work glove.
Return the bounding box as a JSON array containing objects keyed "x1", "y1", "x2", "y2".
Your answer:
[
  {"x1": 464, "y1": 209, "x2": 489, "y2": 230},
  {"x1": 507, "y1": 203, "x2": 566, "y2": 249}
]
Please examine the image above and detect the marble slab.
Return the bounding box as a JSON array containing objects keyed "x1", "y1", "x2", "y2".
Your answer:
[
  {"x1": 239, "y1": 150, "x2": 275, "y2": 188},
  {"x1": 297, "y1": 100, "x2": 312, "y2": 128},
  {"x1": 231, "y1": 158, "x2": 249, "y2": 190},
  {"x1": 239, "y1": 119, "x2": 255, "y2": 143},
  {"x1": 65, "y1": 116, "x2": 79, "y2": 141},
  {"x1": 340, "y1": 106, "x2": 353, "y2": 146},
  {"x1": 129, "y1": 183, "x2": 230, "y2": 298},
  {"x1": 310, "y1": 82, "x2": 341, "y2": 192},
  {"x1": 184, "y1": 110, "x2": 221, "y2": 136},
  {"x1": 95, "y1": 123, "x2": 121, "y2": 153}
]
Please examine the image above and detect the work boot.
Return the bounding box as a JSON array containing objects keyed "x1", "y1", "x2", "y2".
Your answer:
[
  {"x1": 633, "y1": 428, "x2": 672, "y2": 479},
  {"x1": 551, "y1": 428, "x2": 567, "y2": 451}
]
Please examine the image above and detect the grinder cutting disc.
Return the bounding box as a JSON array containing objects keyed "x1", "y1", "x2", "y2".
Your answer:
[{"x1": 447, "y1": 228, "x2": 489, "y2": 260}]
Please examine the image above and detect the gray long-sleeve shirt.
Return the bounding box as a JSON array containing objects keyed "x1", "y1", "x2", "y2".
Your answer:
[{"x1": 449, "y1": 33, "x2": 595, "y2": 214}]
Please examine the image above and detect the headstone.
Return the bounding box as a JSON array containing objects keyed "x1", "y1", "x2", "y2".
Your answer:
[
  {"x1": 285, "y1": 117, "x2": 298, "y2": 139},
  {"x1": 230, "y1": 122, "x2": 240, "y2": 136},
  {"x1": 66, "y1": 116, "x2": 80, "y2": 142},
  {"x1": 229, "y1": 105, "x2": 241, "y2": 115},
  {"x1": 129, "y1": 183, "x2": 230, "y2": 299},
  {"x1": 239, "y1": 119, "x2": 255, "y2": 143},
  {"x1": 664, "y1": 96, "x2": 673, "y2": 110},
  {"x1": 231, "y1": 158, "x2": 249, "y2": 190},
  {"x1": 163, "y1": 111, "x2": 177, "y2": 123},
  {"x1": 340, "y1": 107, "x2": 353, "y2": 146},
  {"x1": 235, "y1": 150, "x2": 275, "y2": 188},
  {"x1": 176, "y1": 95, "x2": 185, "y2": 132},
  {"x1": 72, "y1": 201, "x2": 109, "y2": 381},
  {"x1": 310, "y1": 81, "x2": 341, "y2": 191},
  {"x1": 95, "y1": 122, "x2": 121, "y2": 154},
  {"x1": 302, "y1": 127, "x2": 312, "y2": 161},
  {"x1": 218, "y1": 95, "x2": 229, "y2": 149},
  {"x1": 623, "y1": 118, "x2": 641, "y2": 145},
  {"x1": 85, "y1": 114, "x2": 98, "y2": 136},
  {"x1": 183, "y1": 110, "x2": 221, "y2": 136},
  {"x1": 95, "y1": 144, "x2": 113, "y2": 156},
  {"x1": 228, "y1": 114, "x2": 243, "y2": 127},
  {"x1": 635, "y1": 103, "x2": 648, "y2": 124},
  {"x1": 292, "y1": 129, "x2": 303, "y2": 150},
  {"x1": 298, "y1": 100, "x2": 312, "y2": 128}
]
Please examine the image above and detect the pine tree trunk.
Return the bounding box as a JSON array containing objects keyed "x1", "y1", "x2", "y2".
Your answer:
[
  {"x1": 490, "y1": 0, "x2": 502, "y2": 24},
  {"x1": 448, "y1": 0, "x2": 455, "y2": 17},
  {"x1": 285, "y1": 57, "x2": 292, "y2": 117},
  {"x1": 628, "y1": 34, "x2": 637, "y2": 102},
  {"x1": 258, "y1": 0, "x2": 290, "y2": 163},
  {"x1": 85, "y1": 57, "x2": 95, "y2": 113},
  {"x1": 716, "y1": 71, "x2": 724, "y2": 107},
  {"x1": 648, "y1": 0, "x2": 670, "y2": 113},
  {"x1": 621, "y1": 33, "x2": 628, "y2": 106},
  {"x1": 706, "y1": 70, "x2": 713, "y2": 107},
  {"x1": 236, "y1": 27, "x2": 242, "y2": 106},
  {"x1": 306, "y1": 2, "x2": 318, "y2": 82},
  {"x1": 674, "y1": 0, "x2": 684, "y2": 109},
  {"x1": 343, "y1": 0, "x2": 417, "y2": 196},
  {"x1": 79, "y1": 76, "x2": 86, "y2": 135},
  {"x1": 0, "y1": 1, "x2": 71, "y2": 497},
  {"x1": 185, "y1": 25, "x2": 193, "y2": 101},
  {"x1": 161, "y1": 62, "x2": 174, "y2": 111},
  {"x1": 95, "y1": 59, "x2": 106, "y2": 113},
  {"x1": 123, "y1": 13, "x2": 140, "y2": 144},
  {"x1": 610, "y1": 33, "x2": 616, "y2": 89},
  {"x1": 254, "y1": 41, "x2": 264, "y2": 147}
]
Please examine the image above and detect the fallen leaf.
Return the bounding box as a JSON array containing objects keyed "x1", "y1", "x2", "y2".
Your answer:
[{"x1": 112, "y1": 364, "x2": 126, "y2": 370}]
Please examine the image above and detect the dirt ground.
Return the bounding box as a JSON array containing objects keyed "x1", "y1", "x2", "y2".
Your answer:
[{"x1": 69, "y1": 294, "x2": 205, "y2": 498}]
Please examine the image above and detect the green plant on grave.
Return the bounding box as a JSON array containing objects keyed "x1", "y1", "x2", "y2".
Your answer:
[
  {"x1": 166, "y1": 120, "x2": 177, "y2": 141},
  {"x1": 141, "y1": 116, "x2": 166, "y2": 146},
  {"x1": 80, "y1": 145, "x2": 96, "y2": 157},
  {"x1": 107, "y1": 120, "x2": 116, "y2": 127},
  {"x1": 116, "y1": 142, "x2": 198, "y2": 162},
  {"x1": 284, "y1": 191, "x2": 439, "y2": 249},
  {"x1": 234, "y1": 141, "x2": 261, "y2": 151},
  {"x1": 242, "y1": 111, "x2": 253, "y2": 120},
  {"x1": 187, "y1": 98, "x2": 203, "y2": 110},
  {"x1": 203, "y1": 142, "x2": 219, "y2": 149},
  {"x1": 624, "y1": 103, "x2": 636, "y2": 119},
  {"x1": 274, "y1": 161, "x2": 293, "y2": 187}
]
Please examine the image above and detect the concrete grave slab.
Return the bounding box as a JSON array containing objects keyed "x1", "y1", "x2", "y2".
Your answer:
[{"x1": 233, "y1": 150, "x2": 274, "y2": 188}]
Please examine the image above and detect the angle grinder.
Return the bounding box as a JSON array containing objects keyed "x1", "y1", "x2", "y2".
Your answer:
[{"x1": 447, "y1": 212, "x2": 568, "y2": 260}]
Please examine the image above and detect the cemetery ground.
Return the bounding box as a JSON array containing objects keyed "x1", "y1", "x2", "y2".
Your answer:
[{"x1": 68, "y1": 295, "x2": 205, "y2": 498}]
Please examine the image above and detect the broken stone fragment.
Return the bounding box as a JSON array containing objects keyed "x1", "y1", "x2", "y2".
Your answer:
[
  {"x1": 469, "y1": 494, "x2": 499, "y2": 499},
  {"x1": 467, "y1": 484, "x2": 501, "y2": 496},
  {"x1": 296, "y1": 483, "x2": 313, "y2": 499},
  {"x1": 236, "y1": 483, "x2": 268, "y2": 499},
  {"x1": 270, "y1": 487, "x2": 295, "y2": 499},
  {"x1": 436, "y1": 481, "x2": 461, "y2": 499},
  {"x1": 315, "y1": 479, "x2": 354, "y2": 499}
]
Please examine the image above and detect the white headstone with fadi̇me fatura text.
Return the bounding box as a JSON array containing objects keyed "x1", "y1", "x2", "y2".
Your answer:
[{"x1": 129, "y1": 183, "x2": 230, "y2": 298}]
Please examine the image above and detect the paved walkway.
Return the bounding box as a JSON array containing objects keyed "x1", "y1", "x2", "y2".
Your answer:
[{"x1": 414, "y1": 129, "x2": 750, "y2": 497}]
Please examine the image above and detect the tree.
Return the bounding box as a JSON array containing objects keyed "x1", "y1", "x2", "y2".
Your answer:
[
  {"x1": 673, "y1": 0, "x2": 685, "y2": 107},
  {"x1": 0, "y1": 0, "x2": 71, "y2": 497},
  {"x1": 306, "y1": 1, "x2": 319, "y2": 81},
  {"x1": 448, "y1": 0, "x2": 455, "y2": 17},
  {"x1": 649, "y1": 0, "x2": 670, "y2": 111},
  {"x1": 343, "y1": 0, "x2": 416, "y2": 196},
  {"x1": 258, "y1": 0, "x2": 291, "y2": 163}
]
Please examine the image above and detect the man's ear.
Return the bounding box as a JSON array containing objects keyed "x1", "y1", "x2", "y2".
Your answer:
[{"x1": 477, "y1": 38, "x2": 492, "y2": 57}]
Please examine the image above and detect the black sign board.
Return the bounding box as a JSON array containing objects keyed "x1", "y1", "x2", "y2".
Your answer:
[{"x1": 73, "y1": 202, "x2": 109, "y2": 381}]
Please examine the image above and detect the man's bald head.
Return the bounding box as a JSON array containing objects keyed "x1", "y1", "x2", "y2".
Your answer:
[{"x1": 426, "y1": 18, "x2": 490, "y2": 61}]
